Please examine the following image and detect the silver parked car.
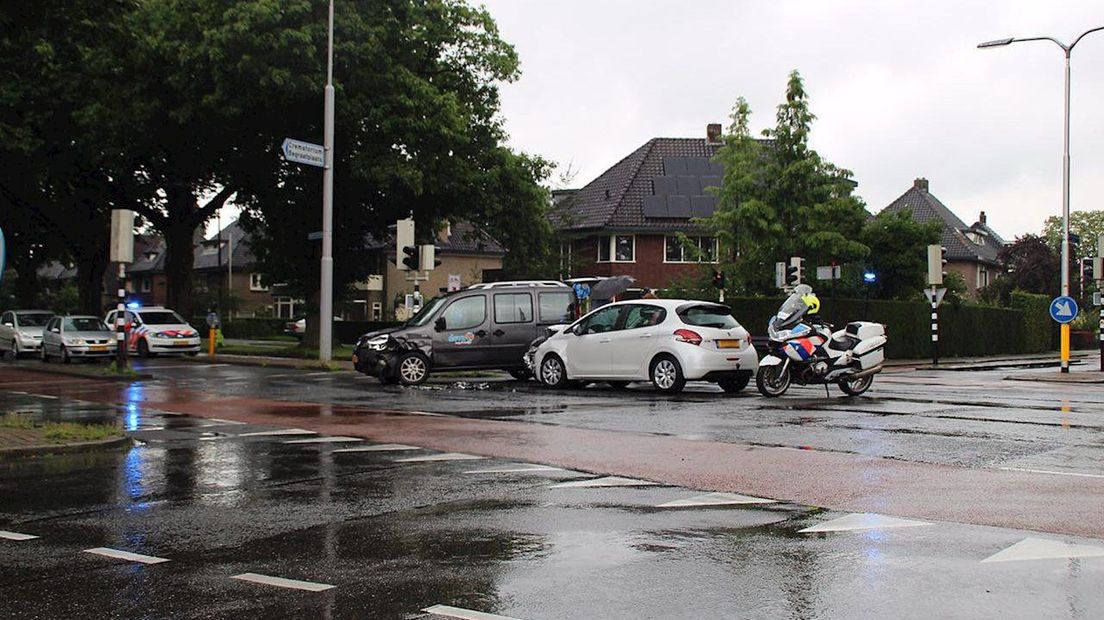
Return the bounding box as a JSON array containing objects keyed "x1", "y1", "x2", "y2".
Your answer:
[
  {"x1": 41, "y1": 315, "x2": 117, "y2": 363},
  {"x1": 0, "y1": 310, "x2": 54, "y2": 358}
]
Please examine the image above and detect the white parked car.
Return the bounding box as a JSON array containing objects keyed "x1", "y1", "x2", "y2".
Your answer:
[
  {"x1": 104, "y1": 306, "x2": 200, "y2": 357},
  {"x1": 0, "y1": 310, "x2": 54, "y2": 358},
  {"x1": 532, "y1": 299, "x2": 758, "y2": 394}
]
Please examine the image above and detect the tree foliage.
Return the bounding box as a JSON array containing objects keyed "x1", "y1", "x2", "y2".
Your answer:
[
  {"x1": 859, "y1": 210, "x2": 941, "y2": 300},
  {"x1": 980, "y1": 234, "x2": 1060, "y2": 306},
  {"x1": 707, "y1": 71, "x2": 870, "y2": 294},
  {"x1": 1042, "y1": 210, "x2": 1104, "y2": 260}
]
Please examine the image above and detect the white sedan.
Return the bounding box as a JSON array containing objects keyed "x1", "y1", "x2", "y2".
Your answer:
[{"x1": 533, "y1": 299, "x2": 758, "y2": 394}]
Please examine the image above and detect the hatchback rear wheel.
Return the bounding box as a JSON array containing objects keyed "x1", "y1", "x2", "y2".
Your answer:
[{"x1": 650, "y1": 355, "x2": 685, "y2": 394}]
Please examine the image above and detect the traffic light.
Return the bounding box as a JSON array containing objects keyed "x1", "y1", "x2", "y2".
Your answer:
[
  {"x1": 786, "y1": 257, "x2": 804, "y2": 287},
  {"x1": 419, "y1": 244, "x2": 442, "y2": 271},
  {"x1": 401, "y1": 245, "x2": 419, "y2": 271},
  {"x1": 927, "y1": 244, "x2": 947, "y2": 286},
  {"x1": 395, "y1": 218, "x2": 415, "y2": 271},
  {"x1": 712, "y1": 270, "x2": 726, "y2": 289}
]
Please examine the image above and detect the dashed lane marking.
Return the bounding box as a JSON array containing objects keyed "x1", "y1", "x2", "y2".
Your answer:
[
  {"x1": 283, "y1": 436, "x2": 364, "y2": 444},
  {"x1": 799, "y1": 513, "x2": 932, "y2": 533},
  {"x1": 463, "y1": 464, "x2": 564, "y2": 474},
  {"x1": 207, "y1": 418, "x2": 247, "y2": 426},
  {"x1": 981, "y1": 537, "x2": 1104, "y2": 563},
  {"x1": 394, "y1": 453, "x2": 485, "y2": 463},
  {"x1": 999, "y1": 467, "x2": 1104, "y2": 479},
  {"x1": 238, "y1": 428, "x2": 317, "y2": 437},
  {"x1": 332, "y1": 443, "x2": 420, "y2": 453},
  {"x1": 83, "y1": 547, "x2": 169, "y2": 564},
  {"x1": 422, "y1": 604, "x2": 524, "y2": 620},
  {"x1": 231, "y1": 572, "x2": 335, "y2": 592},
  {"x1": 145, "y1": 364, "x2": 230, "y2": 369},
  {"x1": 656, "y1": 492, "x2": 776, "y2": 508},
  {"x1": 304, "y1": 372, "x2": 338, "y2": 378},
  {"x1": 550, "y1": 476, "x2": 658, "y2": 489},
  {"x1": 0, "y1": 530, "x2": 38, "y2": 541}
]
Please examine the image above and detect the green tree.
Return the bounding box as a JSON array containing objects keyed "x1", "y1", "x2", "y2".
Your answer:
[
  {"x1": 707, "y1": 72, "x2": 870, "y2": 294},
  {"x1": 981, "y1": 234, "x2": 1060, "y2": 305},
  {"x1": 1042, "y1": 210, "x2": 1104, "y2": 260},
  {"x1": 859, "y1": 210, "x2": 941, "y2": 299}
]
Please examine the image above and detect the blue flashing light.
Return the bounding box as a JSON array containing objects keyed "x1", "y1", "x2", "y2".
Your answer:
[
  {"x1": 126, "y1": 301, "x2": 141, "y2": 310},
  {"x1": 863, "y1": 271, "x2": 877, "y2": 284}
]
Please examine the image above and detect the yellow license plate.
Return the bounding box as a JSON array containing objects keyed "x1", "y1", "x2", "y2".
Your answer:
[
  {"x1": 716, "y1": 339, "x2": 742, "y2": 349},
  {"x1": 90, "y1": 345, "x2": 108, "y2": 352},
  {"x1": 173, "y1": 341, "x2": 191, "y2": 346}
]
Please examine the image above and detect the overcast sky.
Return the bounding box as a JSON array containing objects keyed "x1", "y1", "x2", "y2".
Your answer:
[{"x1": 478, "y1": 0, "x2": 1104, "y2": 239}]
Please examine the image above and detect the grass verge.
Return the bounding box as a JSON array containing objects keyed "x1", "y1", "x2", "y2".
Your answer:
[{"x1": 0, "y1": 413, "x2": 124, "y2": 444}]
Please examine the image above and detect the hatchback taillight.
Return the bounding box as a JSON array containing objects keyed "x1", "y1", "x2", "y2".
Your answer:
[{"x1": 673, "y1": 328, "x2": 702, "y2": 346}]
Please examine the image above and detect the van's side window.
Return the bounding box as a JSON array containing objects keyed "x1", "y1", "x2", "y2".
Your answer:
[
  {"x1": 538, "y1": 292, "x2": 574, "y2": 324},
  {"x1": 494, "y1": 293, "x2": 532, "y2": 324},
  {"x1": 441, "y1": 295, "x2": 486, "y2": 330}
]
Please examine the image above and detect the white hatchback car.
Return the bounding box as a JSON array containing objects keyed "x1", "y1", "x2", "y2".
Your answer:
[
  {"x1": 533, "y1": 299, "x2": 758, "y2": 394},
  {"x1": 104, "y1": 306, "x2": 200, "y2": 357}
]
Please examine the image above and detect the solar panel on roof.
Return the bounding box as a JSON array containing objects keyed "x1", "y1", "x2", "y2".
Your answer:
[
  {"x1": 700, "y1": 175, "x2": 721, "y2": 190},
  {"x1": 642, "y1": 195, "x2": 668, "y2": 218},
  {"x1": 676, "y1": 176, "x2": 701, "y2": 195},
  {"x1": 663, "y1": 158, "x2": 687, "y2": 174},
  {"x1": 685, "y1": 157, "x2": 710, "y2": 174},
  {"x1": 667, "y1": 195, "x2": 691, "y2": 218},
  {"x1": 652, "y1": 176, "x2": 677, "y2": 196},
  {"x1": 691, "y1": 195, "x2": 717, "y2": 218},
  {"x1": 708, "y1": 161, "x2": 724, "y2": 175}
]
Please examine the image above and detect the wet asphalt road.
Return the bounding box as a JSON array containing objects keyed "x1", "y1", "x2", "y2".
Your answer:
[{"x1": 1, "y1": 358, "x2": 1103, "y2": 618}]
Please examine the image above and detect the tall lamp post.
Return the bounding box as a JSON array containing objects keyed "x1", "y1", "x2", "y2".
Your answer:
[
  {"x1": 979, "y1": 26, "x2": 1104, "y2": 373},
  {"x1": 319, "y1": 0, "x2": 336, "y2": 362}
]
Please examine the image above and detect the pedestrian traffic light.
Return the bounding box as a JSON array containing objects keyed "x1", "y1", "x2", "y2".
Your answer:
[
  {"x1": 786, "y1": 257, "x2": 804, "y2": 287},
  {"x1": 395, "y1": 218, "x2": 415, "y2": 271},
  {"x1": 927, "y1": 244, "x2": 947, "y2": 286},
  {"x1": 419, "y1": 244, "x2": 442, "y2": 271},
  {"x1": 712, "y1": 270, "x2": 725, "y2": 289},
  {"x1": 402, "y1": 245, "x2": 419, "y2": 271}
]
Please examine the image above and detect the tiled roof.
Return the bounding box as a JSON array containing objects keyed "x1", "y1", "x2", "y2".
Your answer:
[
  {"x1": 194, "y1": 221, "x2": 255, "y2": 271},
  {"x1": 880, "y1": 181, "x2": 1003, "y2": 265},
  {"x1": 553, "y1": 138, "x2": 726, "y2": 233},
  {"x1": 366, "y1": 220, "x2": 505, "y2": 256}
]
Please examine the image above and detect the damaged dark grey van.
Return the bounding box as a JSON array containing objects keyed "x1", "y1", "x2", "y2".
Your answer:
[{"x1": 352, "y1": 281, "x2": 577, "y2": 385}]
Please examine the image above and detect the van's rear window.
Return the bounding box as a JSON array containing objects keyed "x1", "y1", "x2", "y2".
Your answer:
[{"x1": 539, "y1": 292, "x2": 574, "y2": 323}]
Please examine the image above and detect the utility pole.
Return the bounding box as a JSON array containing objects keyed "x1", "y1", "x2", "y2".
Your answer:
[{"x1": 319, "y1": 0, "x2": 336, "y2": 362}]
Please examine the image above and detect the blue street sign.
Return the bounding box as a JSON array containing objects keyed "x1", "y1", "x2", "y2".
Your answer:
[
  {"x1": 1049, "y1": 296, "x2": 1079, "y2": 324},
  {"x1": 573, "y1": 283, "x2": 590, "y2": 300}
]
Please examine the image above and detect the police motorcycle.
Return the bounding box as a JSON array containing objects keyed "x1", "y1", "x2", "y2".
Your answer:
[{"x1": 756, "y1": 285, "x2": 887, "y2": 397}]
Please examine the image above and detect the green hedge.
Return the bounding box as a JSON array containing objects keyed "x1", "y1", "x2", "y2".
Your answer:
[
  {"x1": 1010, "y1": 291, "x2": 1053, "y2": 353},
  {"x1": 188, "y1": 318, "x2": 288, "y2": 339},
  {"x1": 711, "y1": 295, "x2": 1044, "y2": 360}
]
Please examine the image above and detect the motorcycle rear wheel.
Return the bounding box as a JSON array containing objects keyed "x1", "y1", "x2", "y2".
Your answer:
[
  {"x1": 755, "y1": 364, "x2": 791, "y2": 397},
  {"x1": 838, "y1": 374, "x2": 873, "y2": 396}
]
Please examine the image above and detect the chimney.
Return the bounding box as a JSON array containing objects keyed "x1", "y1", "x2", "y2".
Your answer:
[
  {"x1": 979, "y1": 211, "x2": 987, "y2": 225},
  {"x1": 706, "y1": 123, "x2": 722, "y2": 144},
  {"x1": 913, "y1": 178, "x2": 929, "y2": 192}
]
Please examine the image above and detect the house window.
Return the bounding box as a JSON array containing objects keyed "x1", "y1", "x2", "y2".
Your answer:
[
  {"x1": 250, "y1": 273, "x2": 269, "y2": 292},
  {"x1": 559, "y1": 241, "x2": 573, "y2": 278},
  {"x1": 140, "y1": 278, "x2": 151, "y2": 293},
  {"x1": 978, "y1": 265, "x2": 990, "y2": 289},
  {"x1": 274, "y1": 296, "x2": 299, "y2": 319},
  {"x1": 664, "y1": 236, "x2": 718, "y2": 263},
  {"x1": 371, "y1": 302, "x2": 382, "y2": 321},
  {"x1": 597, "y1": 235, "x2": 635, "y2": 263}
]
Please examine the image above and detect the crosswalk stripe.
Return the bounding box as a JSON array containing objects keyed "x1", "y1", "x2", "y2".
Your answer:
[
  {"x1": 394, "y1": 453, "x2": 485, "y2": 463},
  {"x1": 422, "y1": 604, "x2": 524, "y2": 620},
  {"x1": 231, "y1": 572, "x2": 335, "y2": 592},
  {"x1": 549, "y1": 476, "x2": 655, "y2": 489},
  {"x1": 283, "y1": 436, "x2": 363, "y2": 444},
  {"x1": 332, "y1": 443, "x2": 420, "y2": 453},
  {"x1": 463, "y1": 464, "x2": 563, "y2": 474},
  {"x1": 83, "y1": 547, "x2": 169, "y2": 564},
  {"x1": 981, "y1": 537, "x2": 1104, "y2": 563},
  {"x1": 238, "y1": 428, "x2": 317, "y2": 437},
  {"x1": 0, "y1": 530, "x2": 38, "y2": 541},
  {"x1": 799, "y1": 513, "x2": 931, "y2": 533},
  {"x1": 657, "y1": 492, "x2": 776, "y2": 508}
]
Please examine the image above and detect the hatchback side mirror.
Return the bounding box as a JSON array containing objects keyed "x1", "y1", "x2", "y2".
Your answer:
[{"x1": 434, "y1": 317, "x2": 446, "y2": 331}]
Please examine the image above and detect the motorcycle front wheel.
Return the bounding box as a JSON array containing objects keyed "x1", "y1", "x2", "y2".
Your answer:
[
  {"x1": 755, "y1": 364, "x2": 791, "y2": 397},
  {"x1": 838, "y1": 374, "x2": 874, "y2": 396}
]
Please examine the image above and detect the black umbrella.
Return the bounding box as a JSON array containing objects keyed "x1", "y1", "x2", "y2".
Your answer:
[{"x1": 590, "y1": 275, "x2": 635, "y2": 300}]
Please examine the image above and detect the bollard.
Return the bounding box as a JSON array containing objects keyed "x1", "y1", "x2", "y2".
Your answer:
[{"x1": 208, "y1": 327, "x2": 216, "y2": 357}]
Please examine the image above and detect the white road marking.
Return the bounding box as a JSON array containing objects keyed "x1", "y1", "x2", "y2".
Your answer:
[
  {"x1": 36, "y1": 395, "x2": 58, "y2": 400},
  {"x1": 283, "y1": 436, "x2": 363, "y2": 444},
  {"x1": 198, "y1": 436, "x2": 224, "y2": 442},
  {"x1": 656, "y1": 492, "x2": 776, "y2": 508},
  {"x1": 304, "y1": 372, "x2": 336, "y2": 377},
  {"x1": 549, "y1": 476, "x2": 657, "y2": 489},
  {"x1": 332, "y1": 443, "x2": 420, "y2": 453},
  {"x1": 9, "y1": 390, "x2": 27, "y2": 395},
  {"x1": 422, "y1": 604, "x2": 524, "y2": 620},
  {"x1": 394, "y1": 453, "x2": 485, "y2": 462},
  {"x1": 208, "y1": 418, "x2": 247, "y2": 426},
  {"x1": 83, "y1": 547, "x2": 169, "y2": 564},
  {"x1": 0, "y1": 530, "x2": 38, "y2": 541},
  {"x1": 231, "y1": 572, "x2": 335, "y2": 592},
  {"x1": 238, "y1": 428, "x2": 317, "y2": 437},
  {"x1": 149, "y1": 364, "x2": 230, "y2": 369},
  {"x1": 799, "y1": 513, "x2": 932, "y2": 533},
  {"x1": 407, "y1": 410, "x2": 446, "y2": 417},
  {"x1": 999, "y1": 467, "x2": 1104, "y2": 479},
  {"x1": 464, "y1": 464, "x2": 563, "y2": 474},
  {"x1": 981, "y1": 537, "x2": 1104, "y2": 563},
  {"x1": 138, "y1": 426, "x2": 165, "y2": 432}
]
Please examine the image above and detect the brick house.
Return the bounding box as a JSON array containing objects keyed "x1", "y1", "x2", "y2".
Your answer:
[
  {"x1": 552, "y1": 125, "x2": 727, "y2": 290},
  {"x1": 881, "y1": 178, "x2": 1006, "y2": 297}
]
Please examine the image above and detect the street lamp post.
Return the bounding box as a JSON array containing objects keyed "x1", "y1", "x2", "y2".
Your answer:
[
  {"x1": 319, "y1": 0, "x2": 335, "y2": 362},
  {"x1": 979, "y1": 26, "x2": 1104, "y2": 373}
]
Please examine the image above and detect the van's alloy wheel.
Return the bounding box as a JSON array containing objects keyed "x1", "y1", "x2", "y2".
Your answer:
[{"x1": 396, "y1": 351, "x2": 429, "y2": 386}]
